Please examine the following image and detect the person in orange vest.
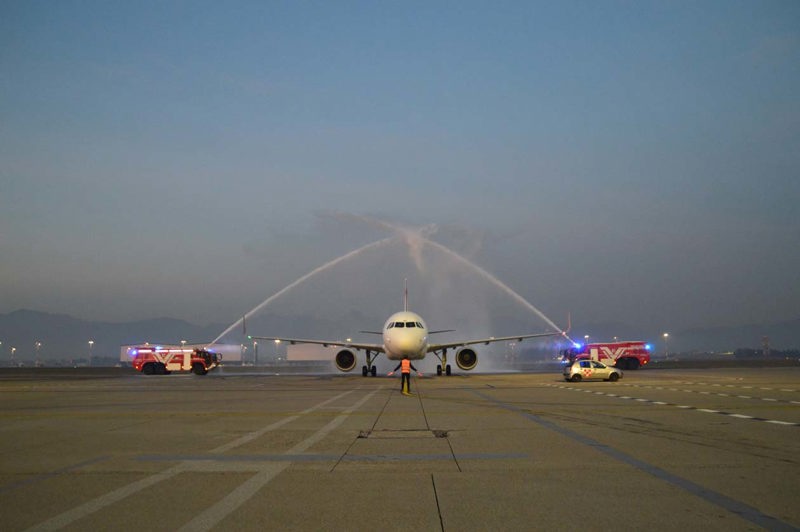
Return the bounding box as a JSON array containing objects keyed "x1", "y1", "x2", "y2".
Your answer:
[{"x1": 387, "y1": 358, "x2": 422, "y2": 395}]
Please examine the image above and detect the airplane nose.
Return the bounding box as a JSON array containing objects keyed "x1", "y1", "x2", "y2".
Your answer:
[{"x1": 395, "y1": 336, "x2": 420, "y2": 353}]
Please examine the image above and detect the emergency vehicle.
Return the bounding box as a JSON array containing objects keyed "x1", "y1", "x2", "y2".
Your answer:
[
  {"x1": 561, "y1": 341, "x2": 651, "y2": 370},
  {"x1": 130, "y1": 346, "x2": 221, "y2": 375}
]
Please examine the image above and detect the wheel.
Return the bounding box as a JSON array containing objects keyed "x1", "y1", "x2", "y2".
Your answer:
[
  {"x1": 142, "y1": 363, "x2": 155, "y2": 375},
  {"x1": 570, "y1": 374, "x2": 582, "y2": 382},
  {"x1": 436, "y1": 365, "x2": 442, "y2": 376},
  {"x1": 155, "y1": 363, "x2": 167, "y2": 375},
  {"x1": 370, "y1": 365, "x2": 377, "y2": 377},
  {"x1": 192, "y1": 363, "x2": 207, "y2": 376},
  {"x1": 609, "y1": 373, "x2": 619, "y2": 382},
  {"x1": 362, "y1": 365, "x2": 368, "y2": 377},
  {"x1": 445, "y1": 364, "x2": 451, "y2": 376},
  {"x1": 627, "y1": 358, "x2": 640, "y2": 370}
]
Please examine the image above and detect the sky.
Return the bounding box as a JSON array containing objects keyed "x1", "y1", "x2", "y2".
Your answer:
[{"x1": 1, "y1": 1, "x2": 798, "y2": 338}]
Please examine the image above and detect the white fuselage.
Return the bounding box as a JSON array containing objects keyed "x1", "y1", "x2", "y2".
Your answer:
[{"x1": 382, "y1": 311, "x2": 429, "y2": 361}]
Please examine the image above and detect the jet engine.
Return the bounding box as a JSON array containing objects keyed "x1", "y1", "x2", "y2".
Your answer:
[
  {"x1": 455, "y1": 348, "x2": 478, "y2": 371},
  {"x1": 335, "y1": 349, "x2": 357, "y2": 372}
]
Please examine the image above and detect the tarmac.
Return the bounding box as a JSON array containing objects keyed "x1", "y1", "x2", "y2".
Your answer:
[{"x1": 0, "y1": 366, "x2": 798, "y2": 531}]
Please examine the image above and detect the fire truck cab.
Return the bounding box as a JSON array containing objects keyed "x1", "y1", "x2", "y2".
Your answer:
[
  {"x1": 130, "y1": 346, "x2": 221, "y2": 375},
  {"x1": 562, "y1": 341, "x2": 651, "y2": 370}
]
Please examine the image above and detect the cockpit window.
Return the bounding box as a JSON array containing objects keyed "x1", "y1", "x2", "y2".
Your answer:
[
  {"x1": 394, "y1": 322, "x2": 405, "y2": 328},
  {"x1": 416, "y1": 322, "x2": 423, "y2": 328},
  {"x1": 387, "y1": 322, "x2": 394, "y2": 329},
  {"x1": 405, "y1": 322, "x2": 416, "y2": 328}
]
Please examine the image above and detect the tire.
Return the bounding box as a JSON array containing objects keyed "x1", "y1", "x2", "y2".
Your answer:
[
  {"x1": 362, "y1": 366, "x2": 368, "y2": 377},
  {"x1": 570, "y1": 374, "x2": 582, "y2": 382},
  {"x1": 436, "y1": 365, "x2": 442, "y2": 376},
  {"x1": 192, "y1": 363, "x2": 207, "y2": 376},
  {"x1": 609, "y1": 373, "x2": 619, "y2": 382},
  {"x1": 445, "y1": 364, "x2": 452, "y2": 376},
  {"x1": 142, "y1": 363, "x2": 155, "y2": 375},
  {"x1": 627, "y1": 358, "x2": 640, "y2": 370},
  {"x1": 370, "y1": 365, "x2": 377, "y2": 377}
]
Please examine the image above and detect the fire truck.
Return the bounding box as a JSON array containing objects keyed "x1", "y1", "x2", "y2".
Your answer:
[
  {"x1": 130, "y1": 346, "x2": 221, "y2": 375},
  {"x1": 562, "y1": 341, "x2": 651, "y2": 370}
]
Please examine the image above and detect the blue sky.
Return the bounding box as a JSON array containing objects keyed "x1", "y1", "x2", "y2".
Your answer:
[{"x1": 1, "y1": 1, "x2": 798, "y2": 335}]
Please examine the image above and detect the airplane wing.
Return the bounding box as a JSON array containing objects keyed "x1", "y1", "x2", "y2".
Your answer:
[
  {"x1": 248, "y1": 335, "x2": 385, "y2": 353},
  {"x1": 428, "y1": 331, "x2": 564, "y2": 353}
]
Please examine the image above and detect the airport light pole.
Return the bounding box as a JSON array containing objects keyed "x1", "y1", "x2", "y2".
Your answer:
[
  {"x1": 274, "y1": 339, "x2": 280, "y2": 362},
  {"x1": 88, "y1": 340, "x2": 94, "y2": 366},
  {"x1": 35, "y1": 341, "x2": 41, "y2": 362},
  {"x1": 253, "y1": 340, "x2": 258, "y2": 366},
  {"x1": 663, "y1": 333, "x2": 669, "y2": 359},
  {"x1": 11, "y1": 347, "x2": 16, "y2": 365}
]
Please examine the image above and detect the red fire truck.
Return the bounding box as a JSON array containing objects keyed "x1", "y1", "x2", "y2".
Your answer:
[
  {"x1": 130, "y1": 346, "x2": 221, "y2": 375},
  {"x1": 562, "y1": 341, "x2": 651, "y2": 370}
]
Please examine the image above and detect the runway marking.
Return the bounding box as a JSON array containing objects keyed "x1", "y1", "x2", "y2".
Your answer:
[
  {"x1": 621, "y1": 383, "x2": 798, "y2": 406},
  {"x1": 546, "y1": 384, "x2": 800, "y2": 428},
  {"x1": 25, "y1": 388, "x2": 373, "y2": 532},
  {"x1": 673, "y1": 381, "x2": 799, "y2": 393},
  {"x1": 137, "y1": 452, "x2": 526, "y2": 462},
  {"x1": 474, "y1": 390, "x2": 797, "y2": 532},
  {"x1": 0, "y1": 456, "x2": 109, "y2": 494},
  {"x1": 178, "y1": 387, "x2": 382, "y2": 532}
]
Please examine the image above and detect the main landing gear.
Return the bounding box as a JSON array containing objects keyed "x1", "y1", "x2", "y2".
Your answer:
[
  {"x1": 361, "y1": 350, "x2": 380, "y2": 377},
  {"x1": 434, "y1": 348, "x2": 452, "y2": 376}
]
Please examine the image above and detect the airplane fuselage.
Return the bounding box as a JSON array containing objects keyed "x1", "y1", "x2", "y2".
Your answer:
[{"x1": 382, "y1": 311, "x2": 429, "y2": 361}]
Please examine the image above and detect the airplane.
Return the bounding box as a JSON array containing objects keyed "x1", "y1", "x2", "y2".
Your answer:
[{"x1": 247, "y1": 282, "x2": 567, "y2": 377}]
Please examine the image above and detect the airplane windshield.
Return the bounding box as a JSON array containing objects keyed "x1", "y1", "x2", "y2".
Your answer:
[
  {"x1": 394, "y1": 322, "x2": 405, "y2": 328},
  {"x1": 405, "y1": 322, "x2": 416, "y2": 328},
  {"x1": 386, "y1": 323, "x2": 394, "y2": 329}
]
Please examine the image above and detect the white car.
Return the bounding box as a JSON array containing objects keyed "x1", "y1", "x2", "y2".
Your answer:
[{"x1": 563, "y1": 360, "x2": 622, "y2": 382}]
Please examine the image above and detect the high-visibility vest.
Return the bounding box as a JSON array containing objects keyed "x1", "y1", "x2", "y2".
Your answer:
[{"x1": 401, "y1": 359, "x2": 411, "y2": 374}]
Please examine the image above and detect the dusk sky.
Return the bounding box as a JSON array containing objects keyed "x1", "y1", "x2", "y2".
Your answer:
[{"x1": 2, "y1": 2, "x2": 798, "y2": 338}]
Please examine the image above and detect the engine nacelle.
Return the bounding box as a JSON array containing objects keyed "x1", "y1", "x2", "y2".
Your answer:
[
  {"x1": 455, "y1": 348, "x2": 478, "y2": 371},
  {"x1": 335, "y1": 349, "x2": 357, "y2": 372}
]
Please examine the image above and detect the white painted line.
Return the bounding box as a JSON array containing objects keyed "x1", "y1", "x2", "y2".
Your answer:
[
  {"x1": 178, "y1": 388, "x2": 382, "y2": 532},
  {"x1": 25, "y1": 388, "x2": 364, "y2": 532},
  {"x1": 766, "y1": 420, "x2": 796, "y2": 426},
  {"x1": 762, "y1": 398, "x2": 777, "y2": 402},
  {"x1": 677, "y1": 405, "x2": 692, "y2": 409},
  {"x1": 653, "y1": 401, "x2": 668, "y2": 405},
  {"x1": 635, "y1": 398, "x2": 648, "y2": 402},
  {"x1": 698, "y1": 409, "x2": 719, "y2": 414},
  {"x1": 729, "y1": 414, "x2": 753, "y2": 419},
  {"x1": 738, "y1": 395, "x2": 751, "y2": 399}
]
